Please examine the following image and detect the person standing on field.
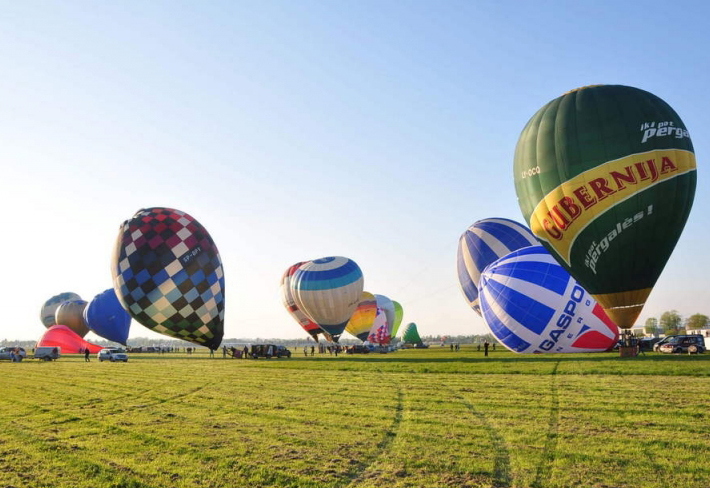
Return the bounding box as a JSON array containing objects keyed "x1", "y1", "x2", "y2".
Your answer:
[
  {"x1": 84, "y1": 348, "x2": 90, "y2": 362},
  {"x1": 484, "y1": 341, "x2": 490, "y2": 357}
]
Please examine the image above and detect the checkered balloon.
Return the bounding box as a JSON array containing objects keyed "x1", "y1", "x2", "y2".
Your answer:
[{"x1": 111, "y1": 208, "x2": 225, "y2": 349}]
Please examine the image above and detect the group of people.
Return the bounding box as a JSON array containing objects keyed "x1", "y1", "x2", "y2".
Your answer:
[
  {"x1": 301, "y1": 345, "x2": 346, "y2": 356},
  {"x1": 7, "y1": 347, "x2": 24, "y2": 362},
  {"x1": 223, "y1": 345, "x2": 251, "y2": 358}
]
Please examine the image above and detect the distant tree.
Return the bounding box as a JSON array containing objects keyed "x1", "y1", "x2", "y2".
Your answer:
[
  {"x1": 644, "y1": 317, "x2": 659, "y2": 335},
  {"x1": 660, "y1": 310, "x2": 682, "y2": 335},
  {"x1": 685, "y1": 313, "x2": 709, "y2": 331}
]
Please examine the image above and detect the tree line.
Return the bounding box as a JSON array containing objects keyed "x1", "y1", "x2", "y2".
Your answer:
[{"x1": 644, "y1": 312, "x2": 709, "y2": 336}]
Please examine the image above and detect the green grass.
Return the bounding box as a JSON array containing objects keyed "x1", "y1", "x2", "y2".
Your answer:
[{"x1": 1, "y1": 347, "x2": 709, "y2": 487}]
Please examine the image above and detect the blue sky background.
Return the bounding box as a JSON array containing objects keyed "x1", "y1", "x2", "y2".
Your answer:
[{"x1": 1, "y1": 1, "x2": 708, "y2": 341}]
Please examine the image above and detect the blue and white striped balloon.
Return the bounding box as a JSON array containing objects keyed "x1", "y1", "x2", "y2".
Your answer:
[
  {"x1": 290, "y1": 256, "x2": 364, "y2": 341},
  {"x1": 457, "y1": 218, "x2": 539, "y2": 315},
  {"x1": 479, "y1": 246, "x2": 618, "y2": 354}
]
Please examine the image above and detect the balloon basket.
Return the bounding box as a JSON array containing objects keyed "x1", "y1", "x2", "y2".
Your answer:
[{"x1": 619, "y1": 346, "x2": 638, "y2": 358}]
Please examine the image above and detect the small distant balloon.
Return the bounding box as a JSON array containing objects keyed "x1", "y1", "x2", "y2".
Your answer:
[
  {"x1": 290, "y1": 256, "x2": 364, "y2": 342},
  {"x1": 367, "y1": 307, "x2": 390, "y2": 345},
  {"x1": 457, "y1": 218, "x2": 538, "y2": 315},
  {"x1": 280, "y1": 262, "x2": 324, "y2": 342},
  {"x1": 373, "y1": 294, "x2": 395, "y2": 343},
  {"x1": 346, "y1": 292, "x2": 378, "y2": 342},
  {"x1": 55, "y1": 300, "x2": 90, "y2": 337},
  {"x1": 391, "y1": 301, "x2": 403, "y2": 338},
  {"x1": 479, "y1": 246, "x2": 619, "y2": 353},
  {"x1": 40, "y1": 292, "x2": 82, "y2": 328},
  {"x1": 84, "y1": 289, "x2": 132, "y2": 345},
  {"x1": 112, "y1": 207, "x2": 225, "y2": 349},
  {"x1": 401, "y1": 323, "x2": 422, "y2": 345}
]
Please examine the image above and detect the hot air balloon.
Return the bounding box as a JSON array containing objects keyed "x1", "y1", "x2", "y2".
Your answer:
[
  {"x1": 84, "y1": 289, "x2": 132, "y2": 345},
  {"x1": 367, "y1": 307, "x2": 390, "y2": 345},
  {"x1": 401, "y1": 322, "x2": 422, "y2": 345},
  {"x1": 391, "y1": 301, "x2": 404, "y2": 338},
  {"x1": 514, "y1": 85, "x2": 696, "y2": 328},
  {"x1": 112, "y1": 207, "x2": 225, "y2": 349},
  {"x1": 36, "y1": 325, "x2": 103, "y2": 354},
  {"x1": 346, "y1": 292, "x2": 378, "y2": 342},
  {"x1": 281, "y1": 262, "x2": 325, "y2": 341},
  {"x1": 40, "y1": 292, "x2": 82, "y2": 328},
  {"x1": 290, "y1": 256, "x2": 363, "y2": 342},
  {"x1": 373, "y1": 294, "x2": 395, "y2": 343},
  {"x1": 457, "y1": 218, "x2": 539, "y2": 315},
  {"x1": 479, "y1": 246, "x2": 619, "y2": 353},
  {"x1": 55, "y1": 300, "x2": 90, "y2": 337}
]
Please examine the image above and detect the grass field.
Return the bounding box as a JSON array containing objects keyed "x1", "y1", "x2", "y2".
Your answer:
[{"x1": 1, "y1": 346, "x2": 709, "y2": 488}]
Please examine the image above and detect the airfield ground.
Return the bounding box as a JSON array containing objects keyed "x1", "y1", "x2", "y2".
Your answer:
[{"x1": 1, "y1": 346, "x2": 709, "y2": 488}]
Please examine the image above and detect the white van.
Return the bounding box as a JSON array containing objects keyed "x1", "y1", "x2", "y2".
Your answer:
[{"x1": 34, "y1": 346, "x2": 61, "y2": 361}]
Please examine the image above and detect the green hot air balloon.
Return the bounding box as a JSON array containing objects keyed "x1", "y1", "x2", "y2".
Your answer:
[
  {"x1": 401, "y1": 322, "x2": 422, "y2": 345},
  {"x1": 514, "y1": 85, "x2": 696, "y2": 329},
  {"x1": 391, "y1": 301, "x2": 403, "y2": 338}
]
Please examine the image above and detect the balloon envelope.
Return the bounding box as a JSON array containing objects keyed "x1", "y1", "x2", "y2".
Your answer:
[
  {"x1": 281, "y1": 262, "x2": 324, "y2": 341},
  {"x1": 457, "y1": 218, "x2": 539, "y2": 315},
  {"x1": 36, "y1": 325, "x2": 102, "y2": 354},
  {"x1": 112, "y1": 207, "x2": 225, "y2": 349},
  {"x1": 479, "y1": 246, "x2": 619, "y2": 353},
  {"x1": 55, "y1": 300, "x2": 90, "y2": 337},
  {"x1": 346, "y1": 292, "x2": 378, "y2": 342},
  {"x1": 84, "y1": 288, "x2": 132, "y2": 345},
  {"x1": 40, "y1": 292, "x2": 81, "y2": 328},
  {"x1": 373, "y1": 294, "x2": 395, "y2": 342},
  {"x1": 391, "y1": 301, "x2": 403, "y2": 338},
  {"x1": 290, "y1": 256, "x2": 364, "y2": 341},
  {"x1": 514, "y1": 85, "x2": 696, "y2": 328},
  {"x1": 401, "y1": 322, "x2": 422, "y2": 345},
  {"x1": 367, "y1": 307, "x2": 390, "y2": 345}
]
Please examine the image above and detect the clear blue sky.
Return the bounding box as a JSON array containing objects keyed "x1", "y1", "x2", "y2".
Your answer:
[{"x1": 1, "y1": 1, "x2": 708, "y2": 341}]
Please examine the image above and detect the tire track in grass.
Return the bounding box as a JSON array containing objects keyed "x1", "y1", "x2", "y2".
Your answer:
[
  {"x1": 340, "y1": 386, "x2": 404, "y2": 487},
  {"x1": 453, "y1": 390, "x2": 512, "y2": 488},
  {"x1": 531, "y1": 359, "x2": 561, "y2": 488}
]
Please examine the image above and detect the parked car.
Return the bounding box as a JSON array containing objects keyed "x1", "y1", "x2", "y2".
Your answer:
[
  {"x1": 34, "y1": 346, "x2": 61, "y2": 361},
  {"x1": 346, "y1": 345, "x2": 370, "y2": 354},
  {"x1": 249, "y1": 344, "x2": 290, "y2": 358},
  {"x1": 657, "y1": 335, "x2": 706, "y2": 354},
  {"x1": 653, "y1": 336, "x2": 678, "y2": 352},
  {"x1": 0, "y1": 346, "x2": 27, "y2": 360},
  {"x1": 98, "y1": 348, "x2": 129, "y2": 362}
]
